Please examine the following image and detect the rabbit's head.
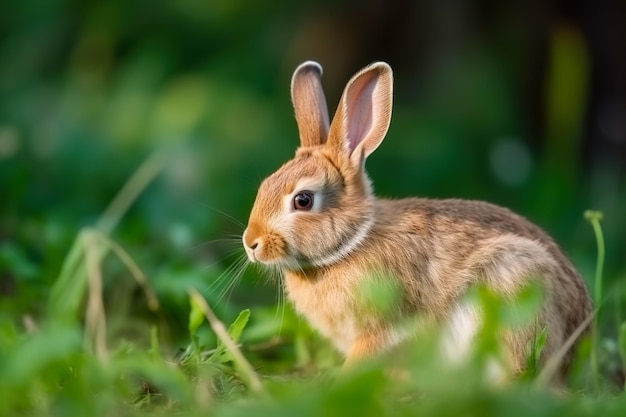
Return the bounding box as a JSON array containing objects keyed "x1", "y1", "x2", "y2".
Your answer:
[{"x1": 243, "y1": 61, "x2": 393, "y2": 270}]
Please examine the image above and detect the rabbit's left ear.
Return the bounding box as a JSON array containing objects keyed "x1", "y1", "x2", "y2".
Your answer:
[
  {"x1": 291, "y1": 61, "x2": 330, "y2": 147},
  {"x1": 327, "y1": 62, "x2": 393, "y2": 169}
]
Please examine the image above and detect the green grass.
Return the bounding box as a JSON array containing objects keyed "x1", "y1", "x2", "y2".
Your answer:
[{"x1": 1, "y1": 158, "x2": 625, "y2": 417}]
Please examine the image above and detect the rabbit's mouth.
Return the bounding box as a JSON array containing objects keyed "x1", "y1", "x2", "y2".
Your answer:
[
  {"x1": 243, "y1": 239, "x2": 317, "y2": 271},
  {"x1": 242, "y1": 227, "x2": 289, "y2": 266}
]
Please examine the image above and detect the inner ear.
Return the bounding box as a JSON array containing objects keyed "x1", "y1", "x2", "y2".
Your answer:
[
  {"x1": 326, "y1": 62, "x2": 393, "y2": 167},
  {"x1": 344, "y1": 76, "x2": 378, "y2": 154}
]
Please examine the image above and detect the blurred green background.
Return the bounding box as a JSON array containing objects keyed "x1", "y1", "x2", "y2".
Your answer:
[{"x1": 1, "y1": 0, "x2": 625, "y2": 350}]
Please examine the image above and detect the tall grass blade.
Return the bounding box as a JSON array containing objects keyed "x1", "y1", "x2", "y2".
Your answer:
[
  {"x1": 584, "y1": 210, "x2": 605, "y2": 393},
  {"x1": 90, "y1": 230, "x2": 160, "y2": 311},
  {"x1": 618, "y1": 322, "x2": 626, "y2": 391},
  {"x1": 48, "y1": 153, "x2": 165, "y2": 323},
  {"x1": 97, "y1": 152, "x2": 166, "y2": 235},
  {"x1": 188, "y1": 289, "x2": 265, "y2": 396},
  {"x1": 83, "y1": 231, "x2": 108, "y2": 360},
  {"x1": 48, "y1": 234, "x2": 86, "y2": 323},
  {"x1": 535, "y1": 310, "x2": 594, "y2": 386}
]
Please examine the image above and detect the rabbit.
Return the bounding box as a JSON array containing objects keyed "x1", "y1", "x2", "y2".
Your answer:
[{"x1": 242, "y1": 60, "x2": 592, "y2": 379}]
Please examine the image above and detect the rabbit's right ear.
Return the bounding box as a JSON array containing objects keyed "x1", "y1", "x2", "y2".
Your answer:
[
  {"x1": 327, "y1": 62, "x2": 393, "y2": 170},
  {"x1": 290, "y1": 61, "x2": 330, "y2": 147}
]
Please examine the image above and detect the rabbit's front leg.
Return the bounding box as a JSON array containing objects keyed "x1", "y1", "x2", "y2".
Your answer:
[{"x1": 343, "y1": 333, "x2": 383, "y2": 368}]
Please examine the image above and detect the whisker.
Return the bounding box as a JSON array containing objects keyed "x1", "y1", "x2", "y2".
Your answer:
[
  {"x1": 202, "y1": 260, "x2": 240, "y2": 299},
  {"x1": 185, "y1": 238, "x2": 242, "y2": 255},
  {"x1": 181, "y1": 237, "x2": 246, "y2": 274},
  {"x1": 205, "y1": 253, "x2": 246, "y2": 294},
  {"x1": 223, "y1": 257, "x2": 250, "y2": 305},
  {"x1": 262, "y1": 264, "x2": 287, "y2": 335},
  {"x1": 223, "y1": 233, "x2": 244, "y2": 239},
  {"x1": 186, "y1": 247, "x2": 246, "y2": 285},
  {"x1": 218, "y1": 246, "x2": 247, "y2": 260},
  {"x1": 214, "y1": 257, "x2": 250, "y2": 311},
  {"x1": 203, "y1": 206, "x2": 246, "y2": 228},
  {"x1": 276, "y1": 270, "x2": 287, "y2": 336},
  {"x1": 211, "y1": 253, "x2": 249, "y2": 304}
]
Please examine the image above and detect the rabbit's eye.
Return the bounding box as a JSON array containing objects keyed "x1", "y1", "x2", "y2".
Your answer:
[{"x1": 293, "y1": 191, "x2": 314, "y2": 211}]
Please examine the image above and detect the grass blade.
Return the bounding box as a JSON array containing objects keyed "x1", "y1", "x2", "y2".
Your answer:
[
  {"x1": 97, "y1": 152, "x2": 166, "y2": 235},
  {"x1": 90, "y1": 230, "x2": 160, "y2": 312},
  {"x1": 83, "y1": 231, "x2": 108, "y2": 360},
  {"x1": 188, "y1": 289, "x2": 265, "y2": 396},
  {"x1": 48, "y1": 153, "x2": 165, "y2": 324},
  {"x1": 584, "y1": 210, "x2": 605, "y2": 393}
]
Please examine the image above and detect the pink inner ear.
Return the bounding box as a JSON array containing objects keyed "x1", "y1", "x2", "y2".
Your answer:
[{"x1": 345, "y1": 77, "x2": 377, "y2": 154}]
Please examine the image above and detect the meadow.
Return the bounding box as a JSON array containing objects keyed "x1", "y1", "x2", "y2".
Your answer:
[{"x1": 1, "y1": 1, "x2": 626, "y2": 416}]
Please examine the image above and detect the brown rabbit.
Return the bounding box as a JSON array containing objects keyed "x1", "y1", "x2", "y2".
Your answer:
[{"x1": 243, "y1": 61, "x2": 591, "y2": 378}]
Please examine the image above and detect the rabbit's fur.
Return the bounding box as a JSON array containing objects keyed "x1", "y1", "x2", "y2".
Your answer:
[{"x1": 243, "y1": 61, "x2": 591, "y2": 377}]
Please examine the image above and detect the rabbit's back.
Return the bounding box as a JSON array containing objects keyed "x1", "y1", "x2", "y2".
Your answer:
[{"x1": 373, "y1": 197, "x2": 590, "y2": 318}]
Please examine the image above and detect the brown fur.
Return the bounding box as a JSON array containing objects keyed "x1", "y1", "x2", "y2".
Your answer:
[{"x1": 243, "y1": 61, "x2": 592, "y2": 379}]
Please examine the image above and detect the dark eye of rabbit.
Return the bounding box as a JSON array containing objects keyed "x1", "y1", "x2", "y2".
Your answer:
[{"x1": 293, "y1": 191, "x2": 314, "y2": 210}]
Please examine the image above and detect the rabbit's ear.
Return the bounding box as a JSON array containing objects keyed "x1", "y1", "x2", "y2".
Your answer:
[
  {"x1": 327, "y1": 62, "x2": 393, "y2": 168},
  {"x1": 291, "y1": 61, "x2": 330, "y2": 147}
]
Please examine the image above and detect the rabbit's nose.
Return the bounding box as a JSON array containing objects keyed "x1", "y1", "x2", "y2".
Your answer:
[
  {"x1": 242, "y1": 228, "x2": 260, "y2": 262},
  {"x1": 244, "y1": 239, "x2": 260, "y2": 262}
]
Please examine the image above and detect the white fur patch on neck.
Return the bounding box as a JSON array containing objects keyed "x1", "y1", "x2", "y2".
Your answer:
[{"x1": 311, "y1": 217, "x2": 374, "y2": 267}]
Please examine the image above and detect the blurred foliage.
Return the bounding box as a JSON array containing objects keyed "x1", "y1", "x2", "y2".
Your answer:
[{"x1": 1, "y1": 0, "x2": 625, "y2": 415}]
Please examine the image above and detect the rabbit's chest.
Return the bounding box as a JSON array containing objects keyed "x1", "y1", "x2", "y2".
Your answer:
[{"x1": 284, "y1": 273, "x2": 359, "y2": 354}]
